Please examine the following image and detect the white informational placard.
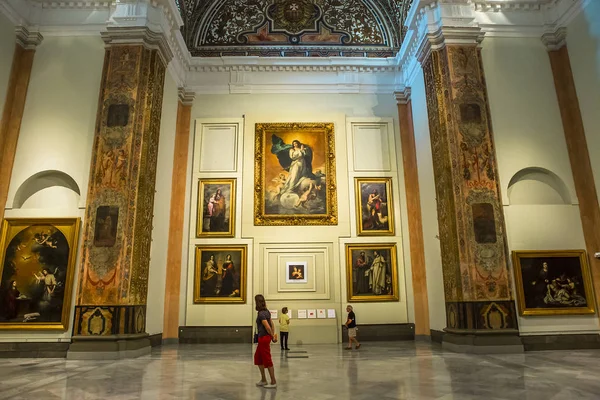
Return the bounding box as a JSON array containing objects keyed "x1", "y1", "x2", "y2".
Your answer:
[
  {"x1": 307, "y1": 309, "x2": 317, "y2": 319},
  {"x1": 297, "y1": 309, "x2": 307, "y2": 319},
  {"x1": 287, "y1": 309, "x2": 292, "y2": 318},
  {"x1": 327, "y1": 309, "x2": 336, "y2": 318},
  {"x1": 270, "y1": 310, "x2": 278, "y2": 319},
  {"x1": 317, "y1": 309, "x2": 326, "y2": 319}
]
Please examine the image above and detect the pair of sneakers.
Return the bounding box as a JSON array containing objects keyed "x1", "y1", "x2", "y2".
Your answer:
[{"x1": 256, "y1": 381, "x2": 277, "y2": 389}]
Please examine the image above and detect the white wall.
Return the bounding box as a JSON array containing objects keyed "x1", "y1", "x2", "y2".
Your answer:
[
  {"x1": 0, "y1": 12, "x2": 15, "y2": 116},
  {"x1": 1, "y1": 35, "x2": 103, "y2": 342},
  {"x1": 568, "y1": 0, "x2": 600, "y2": 202},
  {"x1": 410, "y1": 69, "x2": 446, "y2": 332},
  {"x1": 146, "y1": 72, "x2": 179, "y2": 335},
  {"x1": 482, "y1": 36, "x2": 599, "y2": 335},
  {"x1": 183, "y1": 93, "x2": 413, "y2": 343}
]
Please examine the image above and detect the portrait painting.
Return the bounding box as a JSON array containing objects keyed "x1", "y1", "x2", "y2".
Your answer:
[
  {"x1": 286, "y1": 262, "x2": 307, "y2": 284},
  {"x1": 0, "y1": 218, "x2": 80, "y2": 330},
  {"x1": 346, "y1": 243, "x2": 399, "y2": 302},
  {"x1": 94, "y1": 206, "x2": 118, "y2": 247},
  {"x1": 355, "y1": 178, "x2": 395, "y2": 236},
  {"x1": 194, "y1": 245, "x2": 247, "y2": 303},
  {"x1": 512, "y1": 250, "x2": 595, "y2": 316},
  {"x1": 196, "y1": 179, "x2": 236, "y2": 237},
  {"x1": 254, "y1": 122, "x2": 337, "y2": 226}
]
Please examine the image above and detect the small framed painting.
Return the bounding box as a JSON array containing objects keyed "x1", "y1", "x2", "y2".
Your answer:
[
  {"x1": 194, "y1": 245, "x2": 247, "y2": 303},
  {"x1": 512, "y1": 250, "x2": 595, "y2": 316},
  {"x1": 355, "y1": 178, "x2": 394, "y2": 236},
  {"x1": 286, "y1": 261, "x2": 307, "y2": 283},
  {"x1": 196, "y1": 178, "x2": 236, "y2": 237}
]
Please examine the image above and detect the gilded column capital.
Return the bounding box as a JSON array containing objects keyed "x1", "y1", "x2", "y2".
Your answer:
[
  {"x1": 15, "y1": 26, "x2": 43, "y2": 50},
  {"x1": 542, "y1": 27, "x2": 567, "y2": 51},
  {"x1": 101, "y1": 27, "x2": 174, "y2": 66},
  {"x1": 178, "y1": 88, "x2": 195, "y2": 106},
  {"x1": 394, "y1": 88, "x2": 412, "y2": 105},
  {"x1": 416, "y1": 26, "x2": 484, "y2": 64}
]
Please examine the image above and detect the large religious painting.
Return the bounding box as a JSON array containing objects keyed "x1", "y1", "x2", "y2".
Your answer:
[
  {"x1": 254, "y1": 122, "x2": 337, "y2": 226},
  {"x1": 194, "y1": 245, "x2": 247, "y2": 304},
  {"x1": 0, "y1": 218, "x2": 80, "y2": 330},
  {"x1": 346, "y1": 243, "x2": 399, "y2": 302},
  {"x1": 196, "y1": 179, "x2": 236, "y2": 237},
  {"x1": 355, "y1": 178, "x2": 395, "y2": 236},
  {"x1": 512, "y1": 250, "x2": 595, "y2": 316}
]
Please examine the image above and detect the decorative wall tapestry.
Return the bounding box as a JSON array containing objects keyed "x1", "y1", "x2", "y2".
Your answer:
[
  {"x1": 177, "y1": 0, "x2": 414, "y2": 57},
  {"x1": 512, "y1": 250, "x2": 595, "y2": 316},
  {"x1": 194, "y1": 245, "x2": 247, "y2": 304},
  {"x1": 355, "y1": 178, "x2": 395, "y2": 236},
  {"x1": 346, "y1": 243, "x2": 399, "y2": 302},
  {"x1": 196, "y1": 178, "x2": 236, "y2": 237},
  {"x1": 254, "y1": 122, "x2": 337, "y2": 226},
  {"x1": 0, "y1": 218, "x2": 80, "y2": 330},
  {"x1": 286, "y1": 261, "x2": 307, "y2": 283}
]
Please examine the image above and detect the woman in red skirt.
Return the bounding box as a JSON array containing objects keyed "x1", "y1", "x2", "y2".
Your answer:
[{"x1": 254, "y1": 294, "x2": 277, "y2": 389}]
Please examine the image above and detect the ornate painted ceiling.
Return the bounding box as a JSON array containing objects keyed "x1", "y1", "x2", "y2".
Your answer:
[{"x1": 176, "y1": 0, "x2": 414, "y2": 57}]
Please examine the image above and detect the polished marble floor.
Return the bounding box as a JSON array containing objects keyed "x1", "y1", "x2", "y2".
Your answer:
[{"x1": 1, "y1": 342, "x2": 599, "y2": 400}]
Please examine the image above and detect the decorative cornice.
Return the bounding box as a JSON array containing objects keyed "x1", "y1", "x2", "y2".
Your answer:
[
  {"x1": 472, "y1": 0, "x2": 553, "y2": 12},
  {"x1": 101, "y1": 27, "x2": 174, "y2": 65},
  {"x1": 541, "y1": 27, "x2": 567, "y2": 50},
  {"x1": 395, "y1": 88, "x2": 412, "y2": 104},
  {"x1": 416, "y1": 26, "x2": 485, "y2": 63},
  {"x1": 178, "y1": 87, "x2": 195, "y2": 105},
  {"x1": 15, "y1": 26, "x2": 44, "y2": 50}
]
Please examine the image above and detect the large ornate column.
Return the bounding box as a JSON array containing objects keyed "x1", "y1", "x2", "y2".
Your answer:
[
  {"x1": 0, "y1": 27, "x2": 42, "y2": 223},
  {"x1": 68, "y1": 25, "x2": 173, "y2": 358},
  {"x1": 417, "y1": 24, "x2": 520, "y2": 350}
]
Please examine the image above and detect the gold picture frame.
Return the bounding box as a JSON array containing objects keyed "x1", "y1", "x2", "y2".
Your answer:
[
  {"x1": 0, "y1": 218, "x2": 81, "y2": 330},
  {"x1": 254, "y1": 122, "x2": 337, "y2": 226},
  {"x1": 346, "y1": 243, "x2": 399, "y2": 302},
  {"x1": 355, "y1": 177, "x2": 395, "y2": 236},
  {"x1": 196, "y1": 178, "x2": 236, "y2": 238},
  {"x1": 194, "y1": 245, "x2": 247, "y2": 304},
  {"x1": 512, "y1": 250, "x2": 595, "y2": 316}
]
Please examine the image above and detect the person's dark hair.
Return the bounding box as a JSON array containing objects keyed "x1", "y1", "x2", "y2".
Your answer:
[
  {"x1": 282, "y1": 307, "x2": 288, "y2": 314},
  {"x1": 255, "y1": 294, "x2": 267, "y2": 312}
]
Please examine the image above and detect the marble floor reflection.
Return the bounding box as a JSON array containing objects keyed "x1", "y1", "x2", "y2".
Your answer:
[{"x1": 1, "y1": 342, "x2": 600, "y2": 399}]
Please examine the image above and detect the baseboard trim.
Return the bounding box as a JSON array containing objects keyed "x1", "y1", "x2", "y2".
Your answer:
[
  {"x1": 148, "y1": 333, "x2": 163, "y2": 347},
  {"x1": 179, "y1": 326, "x2": 253, "y2": 344},
  {"x1": 521, "y1": 333, "x2": 600, "y2": 351},
  {"x1": 0, "y1": 342, "x2": 70, "y2": 358},
  {"x1": 341, "y1": 323, "x2": 415, "y2": 342}
]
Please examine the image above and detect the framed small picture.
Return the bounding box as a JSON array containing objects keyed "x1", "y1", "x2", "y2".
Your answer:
[
  {"x1": 196, "y1": 178, "x2": 236, "y2": 237},
  {"x1": 286, "y1": 261, "x2": 307, "y2": 283},
  {"x1": 512, "y1": 250, "x2": 595, "y2": 316},
  {"x1": 346, "y1": 243, "x2": 399, "y2": 302},
  {"x1": 355, "y1": 178, "x2": 394, "y2": 236},
  {"x1": 193, "y1": 245, "x2": 247, "y2": 303}
]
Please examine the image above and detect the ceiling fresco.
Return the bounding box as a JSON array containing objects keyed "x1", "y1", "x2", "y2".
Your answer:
[{"x1": 177, "y1": 0, "x2": 414, "y2": 57}]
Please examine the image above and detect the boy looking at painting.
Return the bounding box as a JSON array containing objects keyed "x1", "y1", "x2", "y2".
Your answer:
[{"x1": 279, "y1": 307, "x2": 290, "y2": 350}]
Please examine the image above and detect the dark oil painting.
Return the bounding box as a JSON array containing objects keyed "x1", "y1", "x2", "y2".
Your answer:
[
  {"x1": 94, "y1": 206, "x2": 118, "y2": 247},
  {"x1": 194, "y1": 246, "x2": 247, "y2": 304}
]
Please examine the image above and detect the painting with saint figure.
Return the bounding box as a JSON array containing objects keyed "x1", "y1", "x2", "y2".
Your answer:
[
  {"x1": 254, "y1": 123, "x2": 337, "y2": 226},
  {"x1": 355, "y1": 178, "x2": 395, "y2": 236},
  {"x1": 194, "y1": 245, "x2": 247, "y2": 304},
  {"x1": 512, "y1": 250, "x2": 595, "y2": 316},
  {"x1": 94, "y1": 206, "x2": 118, "y2": 247},
  {"x1": 346, "y1": 244, "x2": 399, "y2": 302},
  {"x1": 196, "y1": 179, "x2": 236, "y2": 237},
  {"x1": 286, "y1": 262, "x2": 307, "y2": 283},
  {"x1": 0, "y1": 218, "x2": 80, "y2": 330}
]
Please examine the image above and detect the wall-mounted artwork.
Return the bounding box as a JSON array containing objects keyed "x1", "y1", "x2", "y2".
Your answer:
[
  {"x1": 197, "y1": 178, "x2": 236, "y2": 237},
  {"x1": 94, "y1": 206, "x2": 118, "y2": 247},
  {"x1": 355, "y1": 178, "x2": 395, "y2": 236},
  {"x1": 346, "y1": 243, "x2": 399, "y2": 302},
  {"x1": 512, "y1": 250, "x2": 595, "y2": 316},
  {"x1": 254, "y1": 122, "x2": 337, "y2": 226},
  {"x1": 194, "y1": 245, "x2": 247, "y2": 303},
  {"x1": 286, "y1": 261, "x2": 307, "y2": 283},
  {"x1": 0, "y1": 218, "x2": 80, "y2": 330}
]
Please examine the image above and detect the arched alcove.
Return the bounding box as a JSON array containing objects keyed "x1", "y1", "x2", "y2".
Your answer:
[
  {"x1": 507, "y1": 167, "x2": 571, "y2": 205},
  {"x1": 12, "y1": 170, "x2": 81, "y2": 209}
]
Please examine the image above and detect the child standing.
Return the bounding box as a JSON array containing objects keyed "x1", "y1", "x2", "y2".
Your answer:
[{"x1": 279, "y1": 307, "x2": 290, "y2": 350}]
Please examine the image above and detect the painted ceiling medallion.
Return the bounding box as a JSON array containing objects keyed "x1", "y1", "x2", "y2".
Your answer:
[{"x1": 268, "y1": 0, "x2": 320, "y2": 34}]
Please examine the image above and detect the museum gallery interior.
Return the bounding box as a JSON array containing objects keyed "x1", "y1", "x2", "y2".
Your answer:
[{"x1": 1, "y1": 0, "x2": 600, "y2": 391}]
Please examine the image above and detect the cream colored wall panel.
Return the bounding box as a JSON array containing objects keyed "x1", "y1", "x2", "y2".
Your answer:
[
  {"x1": 351, "y1": 123, "x2": 391, "y2": 172},
  {"x1": 0, "y1": 12, "x2": 15, "y2": 116},
  {"x1": 197, "y1": 123, "x2": 238, "y2": 173},
  {"x1": 7, "y1": 36, "x2": 104, "y2": 209}
]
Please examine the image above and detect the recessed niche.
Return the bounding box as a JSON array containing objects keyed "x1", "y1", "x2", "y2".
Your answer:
[
  {"x1": 507, "y1": 167, "x2": 571, "y2": 205},
  {"x1": 13, "y1": 170, "x2": 81, "y2": 209}
]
